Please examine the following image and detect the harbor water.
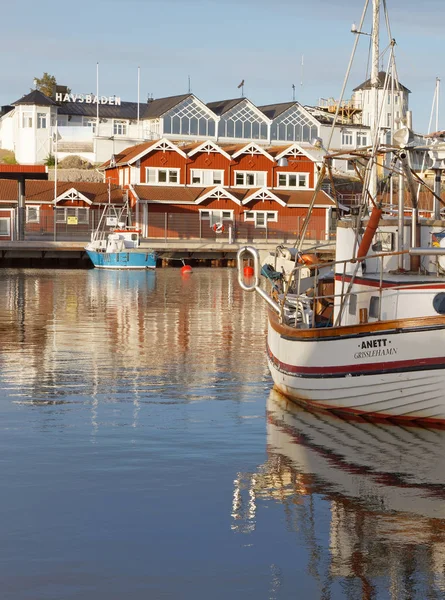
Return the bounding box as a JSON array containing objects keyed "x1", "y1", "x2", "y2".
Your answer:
[{"x1": 1, "y1": 267, "x2": 445, "y2": 599}]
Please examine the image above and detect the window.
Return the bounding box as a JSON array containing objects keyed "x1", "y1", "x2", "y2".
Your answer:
[
  {"x1": 163, "y1": 96, "x2": 216, "y2": 137},
  {"x1": 0, "y1": 218, "x2": 10, "y2": 236},
  {"x1": 234, "y1": 171, "x2": 267, "y2": 187},
  {"x1": 387, "y1": 113, "x2": 392, "y2": 127},
  {"x1": 276, "y1": 172, "x2": 309, "y2": 188},
  {"x1": 369, "y1": 296, "x2": 380, "y2": 319},
  {"x1": 55, "y1": 207, "x2": 89, "y2": 224},
  {"x1": 83, "y1": 118, "x2": 97, "y2": 134},
  {"x1": 26, "y1": 207, "x2": 40, "y2": 223},
  {"x1": 113, "y1": 120, "x2": 128, "y2": 135},
  {"x1": 190, "y1": 169, "x2": 224, "y2": 186},
  {"x1": 356, "y1": 132, "x2": 367, "y2": 146},
  {"x1": 217, "y1": 101, "x2": 268, "y2": 140},
  {"x1": 270, "y1": 105, "x2": 318, "y2": 142},
  {"x1": 342, "y1": 130, "x2": 353, "y2": 146},
  {"x1": 37, "y1": 113, "x2": 47, "y2": 129},
  {"x1": 146, "y1": 167, "x2": 180, "y2": 185},
  {"x1": 22, "y1": 112, "x2": 33, "y2": 128},
  {"x1": 349, "y1": 294, "x2": 357, "y2": 316},
  {"x1": 395, "y1": 95, "x2": 399, "y2": 105},
  {"x1": 244, "y1": 211, "x2": 277, "y2": 228},
  {"x1": 199, "y1": 210, "x2": 233, "y2": 226}
]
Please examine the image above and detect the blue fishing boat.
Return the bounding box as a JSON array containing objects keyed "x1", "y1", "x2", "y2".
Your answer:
[{"x1": 85, "y1": 202, "x2": 157, "y2": 270}]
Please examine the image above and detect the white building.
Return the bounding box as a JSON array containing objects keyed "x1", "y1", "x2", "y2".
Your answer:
[{"x1": 0, "y1": 87, "x2": 378, "y2": 169}]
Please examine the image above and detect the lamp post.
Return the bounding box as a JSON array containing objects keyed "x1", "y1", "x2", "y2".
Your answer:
[{"x1": 53, "y1": 129, "x2": 58, "y2": 241}]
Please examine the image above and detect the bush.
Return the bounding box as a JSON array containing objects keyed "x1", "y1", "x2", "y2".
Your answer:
[{"x1": 44, "y1": 154, "x2": 56, "y2": 167}]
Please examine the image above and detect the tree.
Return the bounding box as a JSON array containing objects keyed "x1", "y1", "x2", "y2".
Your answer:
[{"x1": 33, "y1": 73, "x2": 57, "y2": 97}]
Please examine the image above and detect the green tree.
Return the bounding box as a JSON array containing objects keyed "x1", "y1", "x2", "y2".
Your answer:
[{"x1": 33, "y1": 73, "x2": 57, "y2": 97}]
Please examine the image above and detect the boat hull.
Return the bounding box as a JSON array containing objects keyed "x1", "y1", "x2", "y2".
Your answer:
[
  {"x1": 86, "y1": 250, "x2": 157, "y2": 270},
  {"x1": 267, "y1": 312, "x2": 445, "y2": 423}
]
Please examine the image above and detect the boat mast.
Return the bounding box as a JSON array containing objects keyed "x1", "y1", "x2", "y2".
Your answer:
[{"x1": 369, "y1": 0, "x2": 380, "y2": 202}]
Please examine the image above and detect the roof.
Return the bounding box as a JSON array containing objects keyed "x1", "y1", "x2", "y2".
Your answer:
[
  {"x1": 141, "y1": 94, "x2": 191, "y2": 119},
  {"x1": 206, "y1": 98, "x2": 245, "y2": 116},
  {"x1": 134, "y1": 185, "x2": 252, "y2": 204},
  {"x1": 0, "y1": 180, "x2": 123, "y2": 203},
  {"x1": 0, "y1": 165, "x2": 47, "y2": 174},
  {"x1": 258, "y1": 102, "x2": 296, "y2": 120},
  {"x1": 101, "y1": 140, "x2": 159, "y2": 169},
  {"x1": 276, "y1": 189, "x2": 335, "y2": 206},
  {"x1": 57, "y1": 94, "x2": 192, "y2": 120},
  {"x1": 353, "y1": 71, "x2": 411, "y2": 93},
  {"x1": 12, "y1": 90, "x2": 58, "y2": 106}
]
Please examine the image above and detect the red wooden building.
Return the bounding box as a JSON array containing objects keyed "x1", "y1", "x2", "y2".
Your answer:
[
  {"x1": 0, "y1": 180, "x2": 124, "y2": 240},
  {"x1": 101, "y1": 138, "x2": 335, "y2": 242}
]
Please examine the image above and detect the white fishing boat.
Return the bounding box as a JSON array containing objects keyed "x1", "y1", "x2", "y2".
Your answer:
[{"x1": 237, "y1": 0, "x2": 445, "y2": 424}]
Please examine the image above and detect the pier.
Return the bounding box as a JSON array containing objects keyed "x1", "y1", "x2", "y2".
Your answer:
[{"x1": 0, "y1": 239, "x2": 335, "y2": 268}]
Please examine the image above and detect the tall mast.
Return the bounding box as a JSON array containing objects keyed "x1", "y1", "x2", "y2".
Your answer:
[{"x1": 369, "y1": 0, "x2": 380, "y2": 202}]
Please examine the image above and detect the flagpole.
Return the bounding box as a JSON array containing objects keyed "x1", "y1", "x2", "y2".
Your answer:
[
  {"x1": 137, "y1": 66, "x2": 140, "y2": 138},
  {"x1": 96, "y1": 62, "x2": 99, "y2": 136}
]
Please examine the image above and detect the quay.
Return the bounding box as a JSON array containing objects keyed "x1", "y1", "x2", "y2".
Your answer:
[{"x1": 0, "y1": 239, "x2": 335, "y2": 268}]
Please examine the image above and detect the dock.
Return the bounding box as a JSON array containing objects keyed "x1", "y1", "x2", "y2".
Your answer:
[{"x1": 0, "y1": 239, "x2": 335, "y2": 268}]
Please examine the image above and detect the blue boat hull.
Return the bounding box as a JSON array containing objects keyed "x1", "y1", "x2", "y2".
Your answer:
[{"x1": 86, "y1": 250, "x2": 157, "y2": 270}]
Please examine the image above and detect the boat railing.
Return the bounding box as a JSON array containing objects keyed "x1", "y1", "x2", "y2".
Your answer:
[{"x1": 238, "y1": 245, "x2": 445, "y2": 328}]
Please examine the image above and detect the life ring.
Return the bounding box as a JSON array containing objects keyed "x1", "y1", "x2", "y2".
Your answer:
[{"x1": 213, "y1": 222, "x2": 224, "y2": 234}]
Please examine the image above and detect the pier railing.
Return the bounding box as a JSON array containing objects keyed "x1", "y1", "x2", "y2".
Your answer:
[{"x1": 22, "y1": 211, "x2": 331, "y2": 244}]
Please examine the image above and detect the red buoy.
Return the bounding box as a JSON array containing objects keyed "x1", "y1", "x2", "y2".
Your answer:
[
  {"x1": 181, "y1": 264, "x2": 193, "y2": 274},
  {"x1": 244, "y1": 265, "x2": 254, "y2": 277}
]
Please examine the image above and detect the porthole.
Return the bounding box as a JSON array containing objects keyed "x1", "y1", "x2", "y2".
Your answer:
[{"x1": 433, "y1": 292, "x2": 445, "y2": 314}]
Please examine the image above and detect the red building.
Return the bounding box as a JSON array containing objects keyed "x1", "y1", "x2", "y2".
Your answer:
[{"x1": 102, "y1": 138, "x2": 335, "y2": 242}]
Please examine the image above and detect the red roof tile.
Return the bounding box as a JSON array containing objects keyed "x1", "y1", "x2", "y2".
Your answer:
[{"x1": 0, "y1": 180, "x2": 124, "y2": 204}]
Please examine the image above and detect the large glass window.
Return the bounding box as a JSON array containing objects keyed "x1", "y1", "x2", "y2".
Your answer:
[
  {"x1": 163, "y1": 97, "x2": 216, "y2": 137},
  {"x1": 200, "y1": 210, "x2": 233, "y2": 227},
  {"x1": 217, "y1": 101, "x2": 268, "y2": 140},
  {"x1": 55, "y1": 207, "x2": 90, "y2": 223},
  {"x1": 234, "y1": 171, "x2": 267, "y2": 187},
  {"x1": 83, "y1": 118, "x2": 97, "y2": 134},
  {"x1": 270, "y1": 106, "x2": 318, "y2": 142}
]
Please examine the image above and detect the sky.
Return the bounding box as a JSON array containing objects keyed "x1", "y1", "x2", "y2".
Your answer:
[{"x1": 2, "y1": 0, "x2": 445, "y2": 133}]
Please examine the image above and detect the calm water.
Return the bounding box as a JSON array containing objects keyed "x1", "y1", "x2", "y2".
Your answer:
[{"x1": 1, "y1": 268, "x2": 445, "y2": 599}]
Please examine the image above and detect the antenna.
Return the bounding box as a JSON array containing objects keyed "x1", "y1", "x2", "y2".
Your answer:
[
  {"x1": 188, "y1": 75, "x2": 191, "y2": 93},
  {"x1": 292, "y1": 84, "x2": 296, "y2": 102}
]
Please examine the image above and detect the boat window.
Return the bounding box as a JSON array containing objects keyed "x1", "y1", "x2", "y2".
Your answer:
[
  {"x1": 349, "y1": 294, "x2": 357, "y2": 316},
  {"x1": 433, "y1": 293, "x2": 445, "y2": 314},
  {"x1": 369, "y1": 296, "x2": 380, "y2": 319}
]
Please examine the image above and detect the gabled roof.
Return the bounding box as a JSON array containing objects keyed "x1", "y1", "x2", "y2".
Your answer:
[
  {"x1": 132, "y1": 185, "x2": 208, "y2": 203},
  {"x1": 0, "y1": 180, "x2": 123, "y2": 203},
  {"x1": 231, "y1": 142, "x2": 274, "y2": 161},
  {"x1": 12, "y1": 90, "x2": 58, "y2": 106},
  {"x1": 258, "y1": 102, "x2": 296, "y2": 120},
  {"x1": 101, "y1": 138, "x2": 187, "y2": 169},
  {"x1": 206, "y1": 98, "x2": 245, "y2": 116},
  {"x1": 185, "y1": 140, "x2": 232, "y2": 161},
  {"x1": 142, "y1": 94, "x2": 192, "y2": 119},
  {"x1": 242, "y1": 187, "x2": 287, "y2": 206},
  {"x1": 353, "y1": 71, "x2": 411, "y2": 93}
]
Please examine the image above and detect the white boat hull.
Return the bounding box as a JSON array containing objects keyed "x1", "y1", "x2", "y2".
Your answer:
[{"x1": 268, "y1": 317, "x2": 445, "y2": 422}]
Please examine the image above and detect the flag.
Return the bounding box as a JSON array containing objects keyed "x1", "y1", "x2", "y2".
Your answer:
[{"x1": 237, "y1": 80, "x2": 245, "y2": 89}]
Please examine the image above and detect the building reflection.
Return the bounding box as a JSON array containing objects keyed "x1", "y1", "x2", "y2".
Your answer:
[
  {"x1": 232, "y1": 390, "x2": 445, "y2": 598},
  {"x1": 0, "y1": 268, "x2": 268, "y2": 408}
]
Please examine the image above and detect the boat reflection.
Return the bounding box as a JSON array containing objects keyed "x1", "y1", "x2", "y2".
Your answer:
[{"x1": 233, "y1": 389, "x2": 445, "y2": 595}]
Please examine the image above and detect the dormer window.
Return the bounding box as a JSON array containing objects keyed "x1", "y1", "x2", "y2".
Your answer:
[{"x1": 234, "y1": 171, "x2": 267, "y2": 187}]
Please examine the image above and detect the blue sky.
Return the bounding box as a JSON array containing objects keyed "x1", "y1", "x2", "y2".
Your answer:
[{"x1": 2, "y1": 0, "x2": 444, "y2": 132}]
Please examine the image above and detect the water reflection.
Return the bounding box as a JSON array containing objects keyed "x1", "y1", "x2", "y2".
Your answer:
[
  {"x1": 0, "y1": 268, "x2": 268, "y2": 410},
  {"x1": 233, "y1": 390, "x2": 445, "y2": 598}
]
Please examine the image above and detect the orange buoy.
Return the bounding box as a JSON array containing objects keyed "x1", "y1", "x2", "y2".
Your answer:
[
  {"x1": 298, "y1": 253, "x2": 317, "y2": 265},
  {"x1": 181, "y1": 264, "x2": 193, "y2": 274},
  {"x1": 244, "y1": 265, "x2": 254, "y2": 277}
]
